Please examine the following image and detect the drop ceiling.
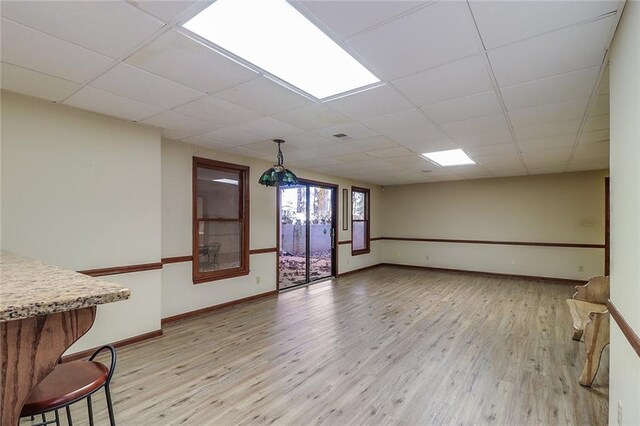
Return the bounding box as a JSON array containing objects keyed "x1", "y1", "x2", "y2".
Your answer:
[{"x1": 0, "y1": 0, "x2": 620, "y2": 185}]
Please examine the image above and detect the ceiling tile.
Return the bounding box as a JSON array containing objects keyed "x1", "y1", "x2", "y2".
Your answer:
[
  {"x1": 454, "y1": 129, "x2": 514, "y2": 148},
  {"x1": 281, "y1": 132, "x2": 336, "y2": 149},
  {"x1": 1, "y1": 62, "x2": 81, "y2": 102},
  {"x1": 393, "y1": 55, "x2": 493, "y2": 106},
  {"x1": 215, "y1": 76, "x2": 313, "y2": 115},
  {"x1": 472, "y1": 153, "x2": 523, "y2": 166},
  {"x1": 566, "y1": 159, "x2": 609, "y2": 172},
  {"x1": 182, "y1": 134, "x2": 234, "y2": 151},
  {"x1": 465, "y1": 143, "x2": 518, "y2": 157},
  {"x1": 273, "y1": 104, "x2": 351, "y2": 131},
  {"x1": 330, "y1": 152, "x2": 373, "y2": 163},
  {"x1": 359, "y1": 108, "x2": 433, "y2": 136},
  {"x1": 501, "y1": 66, "x2": 600, "y2": 110},
  {"x1": 1, "y1": 1, "x2": 163, "y2": 58},
  {"x1": 522, "y1": 147, "x2": 573, "y2": 164},
  {"x1": 451, "y1": 167, "x2": 494, "y2": 179},
  {"x1": 385, "y1": 155, "x2": 431, "y2": 168},
  {"x1": 173, "y1": 95, "x2": 262, "y2": 127},
  {"x1": 239, "y1": 140, "x2": 300, "y2": 155},
  {"x1": 469, "y1": 0, "x2": 617, "y2": 49},
  {"x1": 421, "y1": 90, "x2": 502, "y2": 124},
  {"x1": 507, "y1": 98, "x2": 589, "y2": 128},
  {"x1": 343, "y1": 136, "x2": 399, "y2": 152},
  {"x1": 515, "y1": 119, "x2": 582, "y2": 141},
  {"x1": 573, "y1": 140, "x2": 609, "y2": 160},
  {"x1": 366, "y1": 147, "x2": 414, "y2": 159},
  {"x1": 346, "y1": 1, "x2": 479, "y2": 80},
  {"x1": 313, "y1": 122, "x2": 379, "y2": 141},
  {"x1": 518, "y1": 134, "x2": 576, "y2": 152},
  {"x1": 290, "y1": 157, "x2": 343, "y2": 169},
  {"x1": 291, "y1": 0, "x2": 423, "y2": 40},
  {"x1": 488, "y1": 166, "x2": 528, "y2": 177},
  {"x1": 488, "y1": 16, "x2": 615, "y2": 87},
  {"x1": 160, "y1": 129, "x2": 192, "y2": 141},
  {"x1": 579, "y1": 129, "x2": 609, "y2": 144},
  {"x1": 64, "y1": 86, "x2": 163, "y2": 122},
  {"x1": 388, "y1": 125, "x2": 450, "y2": 147},
  {"x1": 527, "y1": 165, "x2": 569, "y2": 175},
  {"x1": 197, "y1": 127, "x2": 263, "y2": 147},
  {"x1": 324, "y1": 84, "x2": 414, "y2": 120},
  {"x1": 1, "y1": 18, "x2": 112, "y2": 83},
  {"x1": 131, "y1": 1, "x2": 200, "y2": 23},
  {"x1": 311, "y1": 143, "x2": 356, "y2": 157},
  {"x1": 230, "y1": 117, "x2": 302, "y2": 139},
  {"x1": 90, "y1": 63, "x2": 204, "y2": 109},
  {"x1": 441, "y1": 113, "x2": 509, "y2": 138},
  {"x1": 584, "y1": 114, "x2": 609, "y2": 132},
  {"x1": 125, "y1": 29, "x2": 257, "y2": 93},
  {"x1": 140, "y1": 110, "x2": 214, "y2": 135},
  {"x1": 404, "y1": 139, "x2": 459, "y2": 154}
]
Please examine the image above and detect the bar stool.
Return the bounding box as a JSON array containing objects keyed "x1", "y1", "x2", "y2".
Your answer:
[{"x1": 20, "y1": 345, "x2": 117, "y2": 426}]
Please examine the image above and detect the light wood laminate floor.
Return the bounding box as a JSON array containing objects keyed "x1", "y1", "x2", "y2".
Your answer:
[{"x1": 23, "y1": 266, "x2": 608, "y2": 425}]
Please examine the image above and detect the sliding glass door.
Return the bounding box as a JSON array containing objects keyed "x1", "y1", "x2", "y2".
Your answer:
[{"x1": 279, "y1": 181, "x2": 336, "y2": 290}]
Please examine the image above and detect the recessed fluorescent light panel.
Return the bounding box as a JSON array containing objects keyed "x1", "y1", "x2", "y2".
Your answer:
[
  {"x1": 182, "y1": 0, "x2": 380, "y2": 99},
  {"x1": 421, "y1": 149, "x2": 476, "y2": 167}
]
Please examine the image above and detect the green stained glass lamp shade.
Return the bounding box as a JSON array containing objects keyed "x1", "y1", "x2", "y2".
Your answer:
[{"x1": 258, "y1": 139, "x2": 300, "y2": 187}]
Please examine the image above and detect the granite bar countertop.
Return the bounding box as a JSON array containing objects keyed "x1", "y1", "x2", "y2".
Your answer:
[{"x1": 0, "y1": 251, "x2": 130, "y2": 322}]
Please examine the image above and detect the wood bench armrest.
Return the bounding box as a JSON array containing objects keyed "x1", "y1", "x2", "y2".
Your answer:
[
  {"x1": 566, "y1": 299, "x2": 607, "y2": 341},
  {"x1": 572, "y1": 276, "x2": 609, "y2": 303}
]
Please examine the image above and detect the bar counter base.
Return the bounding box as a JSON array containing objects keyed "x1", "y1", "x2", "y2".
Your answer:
[{"x1": 0, "y1": 307, "x2": 96, "y2": 425}]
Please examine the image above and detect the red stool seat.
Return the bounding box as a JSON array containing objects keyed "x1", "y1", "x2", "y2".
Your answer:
[{"x1": 21, "y1": 361, "x2": 109, "y2": 416}]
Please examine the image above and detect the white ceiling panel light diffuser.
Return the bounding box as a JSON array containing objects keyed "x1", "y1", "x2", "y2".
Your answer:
[
  {"x1": 182, "y1": 0, "x2": 379, "y2": 99},
  {"x1": 421, "y1": 149, "x2": 476, "y2": 167}
]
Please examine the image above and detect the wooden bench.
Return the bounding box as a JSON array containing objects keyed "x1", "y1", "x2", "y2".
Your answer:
[{"x1": 566, "y1": 276, "x2": 609, "y2": 386}]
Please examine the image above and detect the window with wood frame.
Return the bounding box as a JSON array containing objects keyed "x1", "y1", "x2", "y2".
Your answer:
[
  {"x1": 193, "y1": 157, "x2": 249, "y2": 283},
  {"x1": 351, "y1": 186, "x2": 370, "y2": 255}
]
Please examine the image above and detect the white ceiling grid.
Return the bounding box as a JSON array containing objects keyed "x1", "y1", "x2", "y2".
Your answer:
[{"x1": 0, "y1": 0, "x2": 620, "y2": 185}]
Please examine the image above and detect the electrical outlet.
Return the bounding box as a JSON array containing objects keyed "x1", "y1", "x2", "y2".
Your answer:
[
  {"x1": 510, "y1": 259, "x2": 516, "y2": 265},
  {"x1": 617, "y1": 401, "x2": 622, "y2": 426},
  {"x1": 347, "y1": 258, "x2": 350, "y2": 265},
  {"x1": 255, "y1": 276, "x2": 261, "y2": 285},
  {"x1": 425, "y1": 255, "x2": 429, "y2": 261},
  {"x1": 578, "y1": 265, "x2": 584, "y2": 272}
]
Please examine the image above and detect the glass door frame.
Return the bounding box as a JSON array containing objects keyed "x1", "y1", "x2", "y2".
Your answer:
[{"x1": 277, "y1": 178, "x2": 338, "y2": 291}]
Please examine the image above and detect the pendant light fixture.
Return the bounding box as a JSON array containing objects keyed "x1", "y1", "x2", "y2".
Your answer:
[{"x1": 258, "y1": 139, "x2": 300, "y2": 187}]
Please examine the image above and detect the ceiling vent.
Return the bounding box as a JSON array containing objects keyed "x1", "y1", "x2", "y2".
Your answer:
[{"x1": 333, "y1": 133, "x2": 351, "y2": 140}]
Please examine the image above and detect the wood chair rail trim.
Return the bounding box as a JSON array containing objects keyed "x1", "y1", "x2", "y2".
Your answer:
[
  {"x1": 79, "y1": 262, "x2": 163, "y2": 277},
  {"x1": 249, "y1": 247, "x2": 278, "y2": 255},
  {"x1": 380, "y1": 237, "x2": 605, "y2": 248},
  {"x1": 607, "y1": 299, "x2": 640, "y2": 357}
]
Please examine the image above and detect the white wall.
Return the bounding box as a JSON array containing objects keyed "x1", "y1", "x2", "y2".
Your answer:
[
  {"x1": 609, "y1": 1, "x2": 640, "y2": 424},
  {"x1": 1, "y1": 91, "x2": 162, "y2": 353},
  {"x1": 0, "y1": 91, "x2": 382, "y2": 353},
  {"x1": 380, "y1": 171, "x2": 608, "y2": 280},
  {"x1": 160, "y1": 138, "x2": 382, "y2": 319}
]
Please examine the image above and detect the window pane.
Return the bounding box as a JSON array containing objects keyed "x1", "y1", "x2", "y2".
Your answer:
[
  {"x1": 197, "y1": 167, "x2": 241, "y2": 219},
  {"x1": 198, "y1": 221, "x2": 241, "y2": 272},
  {"x1": 352, "y1": 191, "x2": 365, "y2": 220},
  {"x1": 353, "y1": 221, "x2": 366, "y2": 251}
]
